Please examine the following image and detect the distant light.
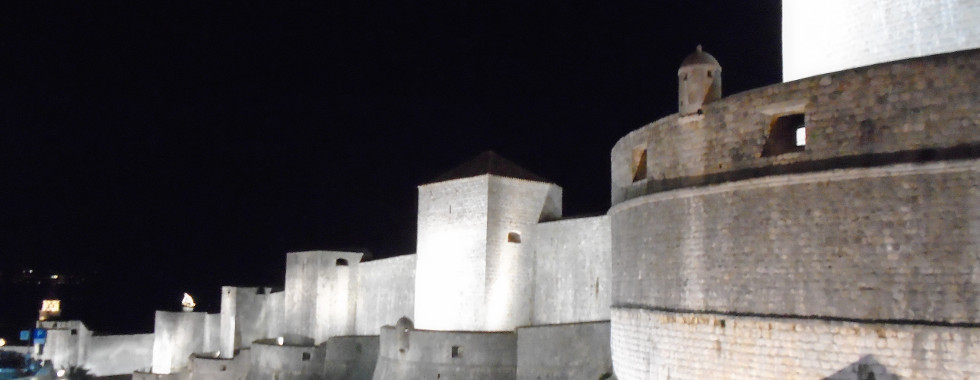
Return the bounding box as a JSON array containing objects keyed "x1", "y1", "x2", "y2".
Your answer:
[
  {"x1": 0, "y1": 338, "x2": 6, "y2": 346},
  {"x1": 56, "y1": 369, "x2": 66, "y2": 377},
  {"x1": 795, "y1": 127, "x2": 807, "y2": 147},
  {"x1": 181, "y1": 293, "x2": 196, "y2": 311},
  {"x1": 50, "y1": 275, "x2": 59, "y2": 280},
  {"x1": 277, "y1": 337, "x2": 284, "y2": 346}
]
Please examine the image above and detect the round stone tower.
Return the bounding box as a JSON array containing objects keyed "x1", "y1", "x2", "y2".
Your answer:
[{"x1": 677, "y1": 45, "x2": 721, "y2": 116}]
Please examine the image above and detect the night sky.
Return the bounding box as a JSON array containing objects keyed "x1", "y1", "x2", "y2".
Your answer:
[{"x1": 0, "y1": 1, "x2": 781, "y2": 336}]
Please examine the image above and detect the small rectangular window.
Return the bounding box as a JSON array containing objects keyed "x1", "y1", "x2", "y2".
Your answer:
[
  {"x1": 302, "y1": 352, "x2": 311, "y2": 361},
  {"x1": 762, "y1": 113, "x2": 806, "y2": 157},
  {"x1": 451, "y1": 345, "x2": 462, "y2": 358},
  {"x1": 507, "y1": 232, "x2": 521, "y2": 243},
  {"x1": 631, "y1": 147, "x2": 648, "y2": 182}
]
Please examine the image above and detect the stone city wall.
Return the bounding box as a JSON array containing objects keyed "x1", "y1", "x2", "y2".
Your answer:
[
  {"x1": 322, "y1": 335, "x2": 379, "y2": 380},
  {"x1": 284, "y1": 250, "x2": 362, "y2": 344},
  {"x1": 611, "y1": 160, "x2": 980, "y2": 323},
  {"x1": 151, "y1": 311, "x2": 220, "y2": 374},
  {"x1": 611, "y1": 308, "x2": 980, "y2": 380},
  {"x1": 516, "y1": 321, "x2": 613, "y2": 380},
  {"x1": 612, "y1": 48, "x2": 980, "y2": 205},
  {"x1": 220, "y1": 286, "x2": 280, "y2": 358},
  {"x1": 485, "y1": 176, "x2": 562, "y2": 331},
  {"x1": 246, "y1": 340, "x2": 324, "y2": 380},
  {"x1": 356, "y1": 254, "x2": 417, "y2": 336},
  {"x1": 186, "y1": 349, "x2": 250, "y2": 380},
  {"x1": 782, "y1": 0, "x2": 980, "y2": 81},
  {"x1": 415, "y1": 176, "x2": 491, "y2": 331},
  {"x1": 85, "y1": 333, "x2": 154, "y2": 376},
  {"x1": 374, "y1": 326, "x2": 517, "y2": 380},
  {"x1": 528, "y1": 216, "x2": 611, "y2": 325}
]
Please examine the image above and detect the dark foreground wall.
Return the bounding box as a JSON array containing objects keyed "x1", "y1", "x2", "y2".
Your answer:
[{"x1": 516, "y1": 321, "x2": 613, "y2": 380}]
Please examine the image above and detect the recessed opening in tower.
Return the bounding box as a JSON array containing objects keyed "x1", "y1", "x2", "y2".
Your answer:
[
  {"x1": 451, "y1": 345, "x2": 462, "y2": 358},
  {"x1": 507, "y1": 232, "x2": 521, "y2": 243},
  {"x1": 336, "y1": 258, "x2": 348, "y2": 266},
  {"x1": 762, "y1": 113, "x2": 806, "y2": 157},
  {"x1": 631, "y1": 147, "x2": 647, "y2": 182},
  {"x1": 302, "y1": 352, "x2": 311, "y2": 361}
]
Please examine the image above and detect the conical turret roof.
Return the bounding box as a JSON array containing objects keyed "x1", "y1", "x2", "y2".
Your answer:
[{"x1": 430, "y1": 151, "x2": 550, "y2": 183}]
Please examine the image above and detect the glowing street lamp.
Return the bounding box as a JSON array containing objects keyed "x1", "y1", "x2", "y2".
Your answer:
[{"x1": 181, "y1": 293, "x2": 196, "y2": 312}]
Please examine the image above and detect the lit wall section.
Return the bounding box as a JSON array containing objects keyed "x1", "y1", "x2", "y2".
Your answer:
[{"x1": 782, "y1": 0, "x2": 980, "y2": 81}]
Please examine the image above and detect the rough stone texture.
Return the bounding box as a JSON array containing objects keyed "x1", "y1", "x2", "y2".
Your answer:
[
  {"x1": 356, "y1": 254, "x2": 417, "y2": 336},
  {"x1": 528, "y1": 216, "x2": 612, "y2": 325},
  {"x1": 151, "y1": 311, "x2": 219, "y2": 374},
  {"x1": 284, "y1": 250, "x2": 362, "y2": 343},
  {"x1": 187, "y1": 349, "x2": 250, "y2": 380},
  {"x1": 374, "y1": 325, "x2": 517, "y2": 380},
  {"x1": 220, "y1": 287, "x2": 281, "y2": 358},
  {"x1": 612, "y1": 48, "x2": 980, "y2": 205},
  {"x1": 322, "y1": 335, "x2": 380, "y2": 380},
  {"x1": 611, "y1": 308, "x2": 980, "y2": 380},
  {"x1": 783, "y1": 0, "x2": 980, "y2": 81},
  {"x1": 86, "y1": 333, "x2": 154, "y2": 376},
  {"x1": 35, "y1": 320, "x2": 90, "y2": 371},
  {"x1": 611, "y1": 160, "x2": 980, "y2": 323},
  {"x1": 415, "y1": 175, "x2": 561, "y2": 332},
  {"x1": 246, "y1": 340, "x2": 324, "y2": 380},
  {"x1": 516, "y1": 321, "x2": 613, "y2": 380}
]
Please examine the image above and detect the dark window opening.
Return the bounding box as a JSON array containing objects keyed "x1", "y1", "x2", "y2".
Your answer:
[
  {"x1": 507, "y1": 232, "x2": 521, "y2": 243},
  {"x1": 70, "y1": 329, "x2": 77, "y2": 336},
  {"x1": 220, "y1": 365, "x2": 227, "y2": 371},
  {"x1": 302, "y1": 352, "x2": 311, "y2": 361},
  {"x1": 336, "y1": 258, "x2": 348, "y2": 266},
  {"x1": 707, "y1": 70, "x2": 713, "y2": 78},
  {"x1": 631, "y1": 147, "x2": 647, "y2": 182},
  {"x1": 451, "y1": 345, "x2": 462, "y2": 358},
  {"x1": 762, "y1": 113, "x2": 806, "y2": 157}
]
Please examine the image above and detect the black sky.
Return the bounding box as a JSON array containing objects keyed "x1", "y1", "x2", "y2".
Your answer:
[{"x1": 0, "y1": 1, "x2": 781, "y2": 334}]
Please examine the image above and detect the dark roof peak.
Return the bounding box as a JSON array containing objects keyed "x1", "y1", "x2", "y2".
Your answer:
[{"x1": 429, "y1": 151, "x2": 550, "y2": 184}]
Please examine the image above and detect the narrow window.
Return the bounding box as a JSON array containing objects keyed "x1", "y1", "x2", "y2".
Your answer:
[
  {"x1": 336, "y1": 258, "x2": 348, "y2": 266},
  {"x1": 631, "y1": 147, "x2": 647, "y2": 182},
  {"x1": 70, "y1": 329, "x2": 77, "y2": 336},
  {"x1": 302, "y1": 352, "x2": 311, "y2": 361},
  {"x1": 451, "y1": 345, "x2": 462, "y2": 358},
  {"x1": 762, "y1": 113, "x2": 806, "y2": 157},
  {"x1": 507, "y1": 232, "x2": 521, "y2": 243}
]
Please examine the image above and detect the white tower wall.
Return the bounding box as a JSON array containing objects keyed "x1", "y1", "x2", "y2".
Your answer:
[{"x1": 782, "y1": 0, "x2": 980, "y2": 81}]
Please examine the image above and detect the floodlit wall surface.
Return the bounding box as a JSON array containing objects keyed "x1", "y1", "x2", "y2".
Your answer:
[
  {"x1": 484, "y1": 176, "x2": 561, "y2": 331},
  {"x1": 86, "y1": 333, "x2": 154, "y2": 376},
  {"x1": 246, "y1": 341, "x2": 324, "y2": 380},
  {"x1": 284, "y1": 250, "x2": 362, "y2": 343},
  {"x1": 35, "y1": 320, "x2": 90, "y2": 371},
  {"x1": 529, "y1": 216, "x2": 611, "y2": 325},
  {"x1": 611, "y1": 308, "x2": 980, "y2": 379},
  {"x1": 516, "y1": 322, "x2": 613, "y2": 380},
  {"x1": 609, "y1": 50, "x2": 980, "y2": 379},
  {"x1": 415, "y1": 176, "x2": 490, "y2": 331},
  {"x1": 220, "y1": 286, "x2": 280, "y2": 359},
  {"x1": 356, "y1": 254, "x2": 417, "y2": 335},
  {"x1": 612, "y1": 48, "x2": 980, "y2": 206},
  {"x1": 374, "y1": 326, "x2": 517, "y2": 380},
  {"x1": 322, "y1": 335, "x2": 379, "y2": 380},
  {"x1": 187, "y1": 349, "x2": 250, "y2": 380},
  {"x1": 782, "y1": 0, "x2": 980, "y2": 80},
  {"x1": 151, "y1": 311, "x2": 209, "y2": 374}
]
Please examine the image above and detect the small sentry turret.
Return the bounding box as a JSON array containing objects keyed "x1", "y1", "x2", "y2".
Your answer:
[{"x1": 678, "y1": 45, "x2": 722, "y2": 115}]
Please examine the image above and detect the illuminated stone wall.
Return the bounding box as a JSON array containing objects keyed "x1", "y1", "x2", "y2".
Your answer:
[
  {"x1": 414, "y1": 176, "x2": 490, "y2": 331},
  {"x1": 528, "y1": 216, "x2": 611, "y2": 325},
  {"x1": 187, "y1": 349, "x2": 250, "y2": 380},
  {"x1": 516, "y1": 321, "x2": 612, "y2": 380},
  {"x1": 246, "y1": 340, "x2": 324, "y2": 380},
  {"x1": 782, "y1": 0, "x2": 980, "y2": 80},
  {"x1": 374, "y1": 325, "x2": 517, "y2": 380},
  {"x1": 355, "y1": 254, "x2": 416, "y2": 335},
  {"x1": 484, "y1": 176, "x2": 561, "y2": 331},
  {"x1": 609, "y1": 49, "x2": 980, "y2": 379},
  {"x1": 36, "y1": 321, "x2": 89, "y2": 371},
  {"x1": 322, "y1": 335, "x2": 379, "y2": 380},
  {"x1": 611, "y1": 308, "x2": 980, "y2": 379},
  {"x1": 150, "y1": 311, "x2": 220, "y2": 374},
  {"x1": 284, "y1": 250, "x2": 362, "y2": 343},
  {"x1": 219, "y1": 286, "x2": 282, "y2": 359},
  {"x1": 86, "y1": 333, "x2": 154, "y2": 376}
]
